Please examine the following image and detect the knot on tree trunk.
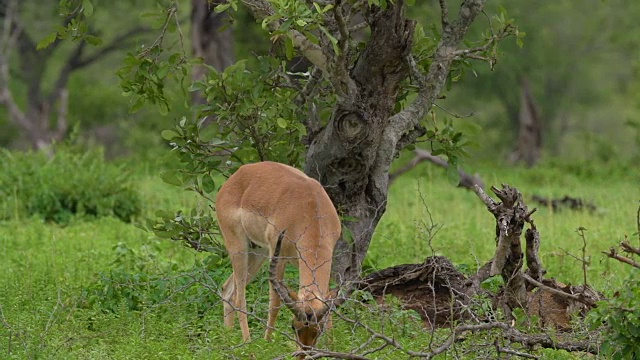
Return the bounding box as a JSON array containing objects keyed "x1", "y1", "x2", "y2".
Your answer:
[{"x1": 335, "y1": 110, "x2": 368, "y2": 145}]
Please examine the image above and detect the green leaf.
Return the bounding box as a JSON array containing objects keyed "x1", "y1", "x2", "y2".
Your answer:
[
  {"x1": 446, "y1": 164, "x2": 460, "y2": 186},
  {"x1": 37, "y1": 32, "x2": 58, "y2": 50},
  {"x1": 276, "y1": 118, "x2": 287, "y2": 128},
  {"x1": 83, "y1": 0, "x2": 94, "y2": 17},
  {"x1": 84, "y1": 35, "x2": 103, "y2": 46},
  {"x1": 214, "y1": 3, "x2": 231, "y2": 13},
  {"x1": 161, "y1": 171, "x2": 182, "y2": 186},
  {"x1": 161, "y1": 130, "x2": 179, "y2": 140},
  {"x1": 202, "y1": 175, "x2": 216, "y2": 194}
]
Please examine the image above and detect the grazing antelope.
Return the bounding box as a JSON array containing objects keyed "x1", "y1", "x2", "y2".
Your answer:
[{"x1": 216, "y1": 161, "x2": 342, "y2": 353}]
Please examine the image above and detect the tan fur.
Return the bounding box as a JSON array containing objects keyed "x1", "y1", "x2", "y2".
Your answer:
[{"x1": 216, "y1": 161, "x2": 341, "y2": 352}]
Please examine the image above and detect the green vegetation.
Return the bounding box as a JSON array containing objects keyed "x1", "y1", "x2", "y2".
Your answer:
[
  {"x1": 0, "y1": 146, "x2": 141, "y2": 224},
  {"x1": 1, "y1": 154, "x2": 637, "y2": 358},
  {"x1": 2, "y1": 0, "x2": 640, "y2": 358}
]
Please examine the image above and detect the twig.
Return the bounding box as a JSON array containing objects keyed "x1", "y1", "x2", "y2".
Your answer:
[
  {"x1": 575, "y1": 227, "x2": 590, "y2": 287},
  {"x1": 620, "y1": 240, "x2": 640, "y2": 256},
  {"x1": 522, "y1": 273, "x2": 596, "y2": 307},
  {"x1": 495, "y1": 340, "x2": 540, "y2": 359},
  {"x1": 604, "y1": 248, "x2": 640, "y2": 269}
]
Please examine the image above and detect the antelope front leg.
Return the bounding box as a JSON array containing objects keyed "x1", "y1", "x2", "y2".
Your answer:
[
  {"x1": 221, "y1": 275, "x2": 236, "y2": 328},
  {"x1": 264, "y1": 260, "x2": 286, "y2": 341}
]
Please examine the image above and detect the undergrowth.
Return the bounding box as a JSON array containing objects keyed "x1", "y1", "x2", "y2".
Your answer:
[{"x1": 0, "y1": 147, "x2": 141, "y2": 224}]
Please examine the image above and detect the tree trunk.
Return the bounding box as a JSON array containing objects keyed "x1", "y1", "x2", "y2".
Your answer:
[
  {"x1": 304, "y1": 3, "x2": 415, "y2": 280},
  {"x1": 191, "y1": 0, "x2": 234, "y2": 104},
  {"x1": 509, "y1": 77, "x2": 542, "y2": 167},
  {"x1": 300, "y1": 0, "x2": 490, "y2": 281}
]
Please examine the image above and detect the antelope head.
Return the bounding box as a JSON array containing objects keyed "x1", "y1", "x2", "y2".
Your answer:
[{"x1": 269, "y1": 231, "x2": 347, "y2": 355}]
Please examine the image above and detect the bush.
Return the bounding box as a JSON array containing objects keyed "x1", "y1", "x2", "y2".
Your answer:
[
  {"x1": 588, "y1": 270, "x2": 640, "y2": 359},
  {"x1": 0, "y1": 147, "x2": 141, "y2": 224},
  {"x1": 81, "y1": 241, "x2": 230, "y2": 314}
]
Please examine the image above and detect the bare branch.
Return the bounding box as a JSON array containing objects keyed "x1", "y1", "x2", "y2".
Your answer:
[
  {"x1": 496, "y1": 342, "x2": 540, "y2": 359},
  {"x1": 473, "y1": 184, "x2": 497, "y2": 211},
  {"x1": 605, "y1": 248, "x2": 640, "y2": 269},
  {"x1": 621, "y1": 240, "x2": 640, "y2": 256},
  {"x1": 438, "y1": 0, "x2": 449, "y2": 30},
  {"x1": 382, "y1": 0, "x2": 488, "y2": 160},
  {"x1": 389, "y1": 148, "x2": 485, "y2": 190},
  {"x1": 522, "y1": 273, "x2": 596, "y2": 307}
]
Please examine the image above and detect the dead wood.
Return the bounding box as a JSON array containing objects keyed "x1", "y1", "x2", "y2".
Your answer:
[
  {"x1": 525, "y1": 226, "x2": 544, "y2": 283},
  {"x1": 350, "y1": 182, "x2": 605, "y2": 359},
  {"x1": 605, "y1": 205, "x2": 640, "y2": 268},
  {"x1": 357, "y1": 256, "x2": 473, "y2": 327},
  {"x1": 473, "y1": 184, "x2": 532, "y2": 314},
  {"x1": 531, "y1": 195, "x2": 597, "y2": 213},
  {"x1": 605, "y1": 247, "x2": 640, "y2": 269},
  {"x1": 389, "y1": 148, "x2": 485, "y2": 190}
]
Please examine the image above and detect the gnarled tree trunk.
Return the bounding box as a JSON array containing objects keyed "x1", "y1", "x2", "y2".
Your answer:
[{"x1": 300, "y1": 0, "x2": 490, "y2": 281}]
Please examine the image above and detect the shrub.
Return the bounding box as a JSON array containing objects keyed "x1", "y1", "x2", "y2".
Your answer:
[
  {"x1": 81, "y1": 241, "x2": 230, "y2": 314},
  {"x1": 588, "y1": 270, "x2": 640, "y2": 359},
  {"x1": 0, "y1": 147, "x2": 141, "y2": 224}
]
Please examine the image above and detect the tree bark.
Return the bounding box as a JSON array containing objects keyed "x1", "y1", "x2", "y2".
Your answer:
[
  {"x1": 473, "y1": 185, "x2": 530, "y2": 315},
  {"x1": 304, "y1": 2, "x2": 415, "y2": 281},
  {"x1": 191, "y1": 0, "x2": 234, "y2": 104}
]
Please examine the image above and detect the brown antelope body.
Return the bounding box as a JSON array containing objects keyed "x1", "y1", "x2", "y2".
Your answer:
[{"x1": 216, "y1": 161, "x2": 341, "y2": 353}]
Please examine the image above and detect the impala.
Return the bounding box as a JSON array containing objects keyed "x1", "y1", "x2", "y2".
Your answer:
[{"x1": 216, "y1": 161, "x2": 343, "y2": 353}]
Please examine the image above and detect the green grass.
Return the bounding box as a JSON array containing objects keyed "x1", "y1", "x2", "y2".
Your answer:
[{"x1": 1, "y1": 161, "x2": 638, "y2": 359}]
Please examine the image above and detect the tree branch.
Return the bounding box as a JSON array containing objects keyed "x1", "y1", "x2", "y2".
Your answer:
[
  {"x1": 243, "y1": 0, "x2": 329, "y2": 73},
  {"x1": 376, "y1": 0, "x2": 488, "y2": 184},
  {"x1": 329, "y1": 0, "x2": 358, "y2": 102},
  {"x1": 604, "y1": 248, "x2": 640, "y2": 269},
  {"x1": 0, "y1": 0, "x2": 30, "y2": 131},
  {"x1": 389, "y1": 148, "x2": 485, "y2": 190},
  {"x1": 46, "y1": 25, "x2": 151, "y2": 108},
  {"x1": 522, "y1": 273, "x2": 596, "y2": 307},
  {"x1": 74, "y1": 26, "x2": 151, "y2": 70}
]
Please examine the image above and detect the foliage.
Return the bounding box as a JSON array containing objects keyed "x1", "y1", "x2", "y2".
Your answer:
[
  {"x1": 0, "y1": 146, "x2": 141, "y2": 224},
  {"x1": 36, "y1": 0, "x2": 102, "y2": 49},
  {"x1": 587, "y1": 271, "x2": 640, "y2": 359},
  {"x1": 445, "y1": 0, "x2": 640, "y2": 160},
  {"x1": 113, "y1": 2, "x2": 198, "y2": 116},
  {"x1": 81, "y1": 240, "x2": 229, "y2": 314},
  {"x1": 145, "y1": 55, "x2": 323, "y2": 251}
]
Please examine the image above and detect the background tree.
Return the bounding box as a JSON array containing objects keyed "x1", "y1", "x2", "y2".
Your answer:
[
  {"x1": 191, "y1": 0, "x2": 234, "y2": 105},
  {"x1": 448, "y1": 0, "x2": 640, "y2": 161},
  {"x1": 0, "y1": 0, "x2": 149, "y2": 150}
]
